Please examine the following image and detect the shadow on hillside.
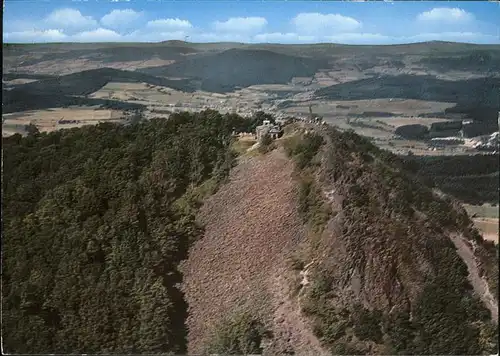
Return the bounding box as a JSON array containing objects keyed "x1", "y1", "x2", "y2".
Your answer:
[
  {"x1": 315, "y1": 74, "x2": 500, "y2": 110},
  {"x1": 139, "y1": 48, "x2": 329, "y2": 93},
  {"x1": 9, "y1": 68, "x2": 196, "y2": 96},
  {"x1": 417, "y1": 50, "x2": 500, "y2": 73},
  {"x1": 2, "y1": 90, "x2": 146, "y2": 113}
]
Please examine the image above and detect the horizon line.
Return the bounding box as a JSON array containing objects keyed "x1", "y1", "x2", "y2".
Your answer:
[{"x1": 4, "y1": 40, "x2": 499, "y2": 46}]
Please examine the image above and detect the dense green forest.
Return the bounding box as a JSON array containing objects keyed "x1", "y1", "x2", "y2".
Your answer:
[
  {"x1": 401, "y1": 154, "x2": 499, "y2": 205},
  {"x1": 2, "y1": 110, "x2": 256, "y2": 354}
]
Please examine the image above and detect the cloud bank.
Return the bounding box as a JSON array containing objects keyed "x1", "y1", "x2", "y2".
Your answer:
[
  {"x1": 3, "y1": 7, "x2": 498, "y2": 44},
  {"x1": 213, "y1": 17, "x2": 268, "y2": 34},
  {"x1": 292, "y1": 13, "x2": 362, "y2": 34},
  {"x1": 100, "y1": 9, "x2": 143, "y2": 31},
  {"x1": 417, "y1": 7, "x2": 475, "y2": 23}
]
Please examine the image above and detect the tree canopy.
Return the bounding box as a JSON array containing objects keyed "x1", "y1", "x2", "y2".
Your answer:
[{"x1": 2, "y1": 110, "x2": 248, "y2": 353}]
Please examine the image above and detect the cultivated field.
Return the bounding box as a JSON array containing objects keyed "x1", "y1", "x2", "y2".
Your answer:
[
  {"x1": 89, "y1": 82, "x2": 164, "y2": 102},
  {"x1": 281, "y1": 98, "x2": 477, "y2": 156},
  {"x1": 4, "y1": 42, "x2": 498, "y2": 160},
  {"x1": 464, "y1": 204, "x2": 499, "y2": 219},
  {"x1": 2, "y1": 107, "x2": 123, "y2": 135},
  {"x1": 88, "y1": 81, "x2": 270, "y2": 117},
  {"x1": 473, "y1": 218, "x2": 499, "y2": 244},
  {"x1": 284, "y1": 99, "x2": 457, "y2": 117},
  {"x1": 464, "y1": 204, "x2": 499, "y2": 244},
  {"x1": 13, "y1": 58, "x2": 176, "y2": 76},
  {"x1": 374, "y1": 116, "x2": 455, "y2": 128}
]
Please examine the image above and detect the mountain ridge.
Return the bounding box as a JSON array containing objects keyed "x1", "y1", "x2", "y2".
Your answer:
[{"x1": 177, "y1": 120, "x2": 499, "y2": 354}]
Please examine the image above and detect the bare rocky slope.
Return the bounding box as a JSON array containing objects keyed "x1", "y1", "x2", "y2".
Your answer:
[
  {"x1": 181, "y1": 123, "x2": 498, "y2": 355},
  {"x1": 180, "y1": 148, "x2": 324, "y2": 354}
]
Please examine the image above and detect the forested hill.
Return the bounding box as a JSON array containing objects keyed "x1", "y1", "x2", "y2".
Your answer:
[
  {"x1": 1, "y1": 110, "x2": 255, "y2": 353},
  {"x1": 2, "y1": 112, "x2": 498, "y2": 355}
]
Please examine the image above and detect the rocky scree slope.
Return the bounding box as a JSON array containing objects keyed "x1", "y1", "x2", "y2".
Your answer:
[{"x1": 180, "y1": 149, "x2": 326, "y2": 355}]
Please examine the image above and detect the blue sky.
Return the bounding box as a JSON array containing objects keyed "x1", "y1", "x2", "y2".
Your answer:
[{"x1": 3, "y1": 0, "x2": 500, "y2": 44}]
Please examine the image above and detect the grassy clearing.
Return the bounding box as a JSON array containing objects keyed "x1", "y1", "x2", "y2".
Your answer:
[
  {"x1": 463, "y1": 204, "x2": 499, "y2": 219},
  {"x1": 231, "y1": 137, "x2": 257, "y2": 155}
]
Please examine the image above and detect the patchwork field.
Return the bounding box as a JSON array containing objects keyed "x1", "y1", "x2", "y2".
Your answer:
[
  {"x1": 14, "y1": 58, "x2": 176, "y2": 76},
  {"x1": 313, "y1": 69, "x2": 368, "y2": 87},
  {"x1": 2, "y1": 107, "x2": 123, "y2": 135},
  {"x1": 283, "y1": 99, "x2": 457, "y2": 118},
  {"x1": 89, "y1": 81, "x2": 200, "y2": 105},
  {"x1": 281, "y1": 97, "x2": 478, "y2": 157},
  {"x1": 87, "y1": 82, "x2": 270, "y2": 117},
  {"x1": 375, "y1": 116, "x2": 455, "y2": 128}
]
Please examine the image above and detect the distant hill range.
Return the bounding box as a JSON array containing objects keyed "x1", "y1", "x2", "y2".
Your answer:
[
  {"x1": 2, "y1": 68, "x2": 195, "y2": 113},
  {"x1": 5, "y1": 45, "x2": 199, "y2": 67},
  {"x1": 3, "y1": 41, "x2": 500, "y2": 112},
  {"x1": 5, "y1": 40, "x2": 500, "y2": 62},
  {"x1": 138, "y1": 48, "x2": 329, "y2": 93}
]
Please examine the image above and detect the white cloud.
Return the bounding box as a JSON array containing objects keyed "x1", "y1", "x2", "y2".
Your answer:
[
  {"x1": 72, "y1": 28, "x2": 122, "y2": 42},
  {"x1": 43, "y1": 8, "x2": 98, "y2": 32},
  {"x1": 146, "y1": 18, "x2": 193, "y2": 31},
  {"x1": 4, "y1": 28, "x2": 499, "y2": 45},
  {"x1": 213, "y1": 17, "x2": 268, "y2": 34},
  {"x1": 417, "y1": 8, "x2": 474, "y2": 23},
  {"x1": 100, "y1": 9, "x2": 143, "y2": 30},
  {"x1": 4, "y1": 29, "x2": 68, "y2": 43},
  {"x1": 3, "y1": 7, "x2": 499, "y2": 45},
  {"x1": 292, "y1": 13, "x2": 361, "y2": 35}
]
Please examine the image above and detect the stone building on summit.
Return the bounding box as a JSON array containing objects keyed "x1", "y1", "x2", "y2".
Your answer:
[{"x1": 255, "y1": 120, "x2": 283, "y2": 142}]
